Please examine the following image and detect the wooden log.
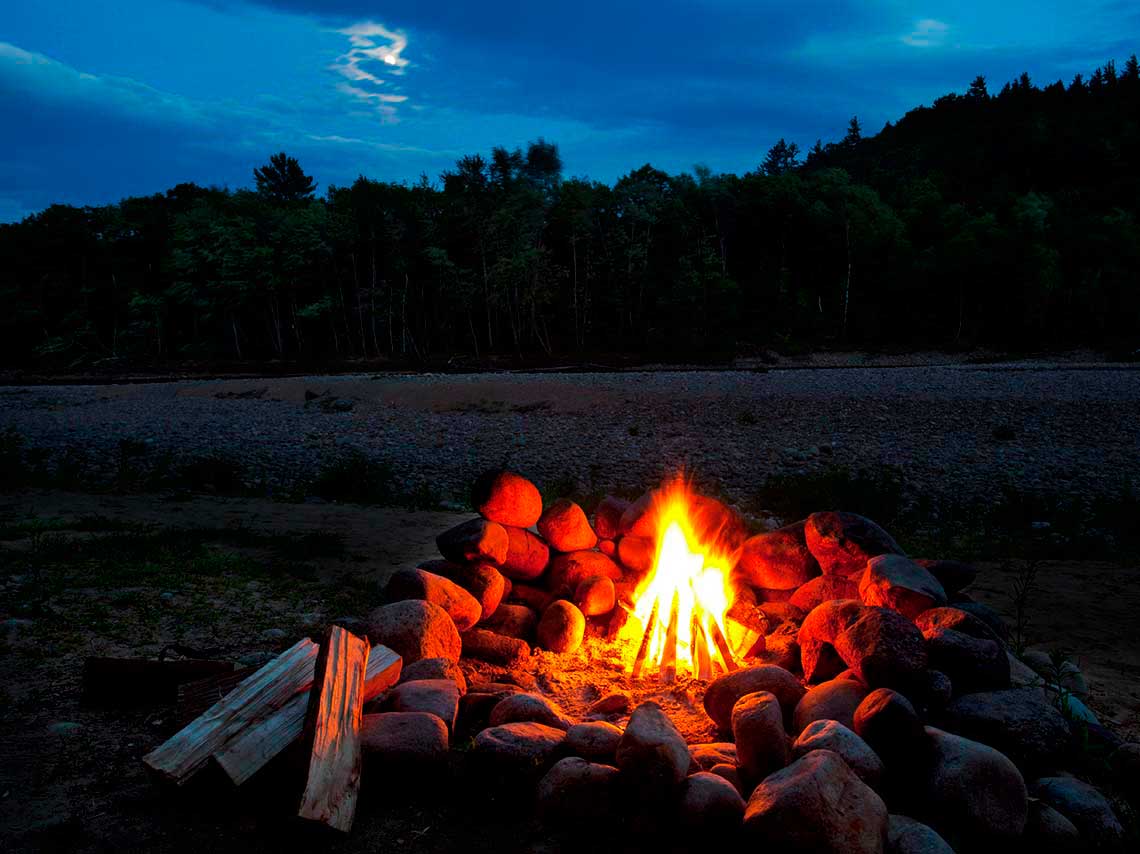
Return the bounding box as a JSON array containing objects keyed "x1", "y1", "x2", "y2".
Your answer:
[
  {"x1": 297, "y1": 626, "x2": 370, "y2": 833},
  {"x1": 214, "y1": 645, "x2": 400, "y2": 785},
  {"x1": 143, "y1": 639, "x2": 318, "y2": 785},
  {"x1": 604, "y1": 600, "x2": 634, "y2": 641},
  {"x1": 708, "y1": 620, "x2": 738, "y2": 673},
  {"x1": 660, "y1": 592, "x2": 680, "y2": 683},
  {"x1": 692, "y1": 615, "x2": 713, "y2": 681},
  {"x1": 83, "y1": 657, "x2": 235, "y2": 706},
  {"x1": 177, "y1": 667, "x2": 255, "y2": 728},
  {"x1": 460, "y1": 628, "x2": 529, "y2": 665},
  {"x1": 630, "y1": 598, "x2": 660, "y2": 680}
]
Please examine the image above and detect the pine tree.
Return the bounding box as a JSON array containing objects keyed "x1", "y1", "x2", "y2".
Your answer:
[
  {"x1": 762, "y1": 138, "x2": 800, "y2": 175},
  {"x1": 844, "y1": 116, "x2": 862, "y2": 145},
  {"x1": 253, "y1": 153, "x2": 316, "y2": 202},
  {"x1": 968, "y1": 75, "x2": 988, "y2": 99},
  {"x1": 1125, "y1": 55, "x2": 1140, "y2": 82}
]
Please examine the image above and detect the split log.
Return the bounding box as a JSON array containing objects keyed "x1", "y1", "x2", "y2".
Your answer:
[
  {"x1": 660, "y1": 592, "x2": 680, "y2": 683},
  {"x1": 176, "y1": 667, "x2": 255, "y2": 728},
  {"x1": 143, "y1": 638, "x2": 318, "y2": 785},
  {"x1": 297, "y1": 627, "x2": 370, "y2": 833},
  {"x1": 214, "y1": 645, "x2": 400, "y2": 785},
  {"x1": 83, "y1": 657, "x2": 235, "y2": 706},
  {"x1": 631, "y1": 599, "x2": 661, "y2": 680}
]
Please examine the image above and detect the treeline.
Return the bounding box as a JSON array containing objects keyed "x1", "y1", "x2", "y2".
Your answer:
[{"x1": 2, "y1": 58, "x2": 1139, "y2": 368}]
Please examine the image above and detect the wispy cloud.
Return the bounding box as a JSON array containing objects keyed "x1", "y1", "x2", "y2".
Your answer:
[
  {"x1": 902, "y1": 19, "x2": 950, "y2": 48},
  {"x1": 331, "y1": 21, "x2": 411, "y2": 120},
  {"x1": 0, "y1": 41, "x2": 205, "y2": 126}
]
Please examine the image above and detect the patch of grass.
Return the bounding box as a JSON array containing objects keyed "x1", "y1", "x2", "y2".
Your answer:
[
  {"x1": 736, "y1": 409, "x2": 758, "y2": 426},
  {"x1": 170, "y1": 454, "x2": 247, "y2": 495},
  {"x1": 0, "y1": 427, "x2": 30, "y2": 489}
]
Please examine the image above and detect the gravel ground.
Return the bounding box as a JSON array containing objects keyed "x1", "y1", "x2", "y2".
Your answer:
[{"x1": 2, "y1": 363, "x2": 1139, "y2": 512}]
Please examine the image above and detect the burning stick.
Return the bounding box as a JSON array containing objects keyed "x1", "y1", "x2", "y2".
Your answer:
[
  {"x1": 692, "y1": 614, "x2": 713, "y2": 680},
  {"x1": 631, "y1": 598, "x2": 660, "y2": 680},
  {"x1": 605, "y1": 600, "x2": 634, "y2": 641},
  {"x1": 707, "y1": 619, "x2": 738, "y2": 673},
  {"x1": 660, "y1": 591, "x2": 680, "y2": 683}
]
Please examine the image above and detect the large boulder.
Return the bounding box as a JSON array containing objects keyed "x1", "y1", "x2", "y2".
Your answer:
[
  {"x1": 833, "y1": 607, "x2": 928, "y2": 691},
  {"x1": 472, "y1": 469, "x2": 543, "y2": 528},
  {"x1": 792, "y1": 677, "x2": 870, "y2": 734},
  {"x1": 480, "y1": 602, "x2": 537, "y2": 639},
  {"x1": 536, "y1": 600, "x2": 586, "y2": 653},
  {"x1": 432, "y1": 561, "x2": 506, "y2": 621},
  {"x1": 615, "y1": 702, "x2": 691, "y2": 794},
  {"x1": 536, "y1": 757, "x2": 621, "y2": 826},
  {"x1": 914, "y1": 559, "x2": 978, "y2": 594},
  {"x1": 398, "y1": 656, "x2": 467, "y2": 695},
  {"x1": 1031, "y1": 776, "x2": 1124, "y2": 849},
  {"x1": 538, "y1": 499, "x2": 597, "y2": 552},
  {"x1": 688, "y1": 742, "x2": 738, "y2": 771},
  {"x1": 361, "y1": 712, "x2": 449, "y2": 765},
  {"x1": 385, "y1": 568, "x2": 483, "y2": 631},
  {"x1": 679, "y1": 771, "x2": 746, "y2": 832},
  {"x1": 858, "y1": 555, "x2": 947, "y2": 619},
  {"x1": 941, "y1": 688, "x2": 1070, "y2": 772},
  {"x1": 703, "y1": 664, "x2": 806, "y2": 731},
  {"x1": 565, "y1": 721, "x2": 623, "y2": 762},
  {"x1": 906, "y1": 727, "x2": 1027, "y2": 849},
  {"x1": 798, "y1": 599, "x2": 865, "y2": 683},
  {"x1": 546, "y1": 551, "x2": 622, "y2": 595},
  {"x1": 366, "y1": 600, "x2": 461, "y2": 664},
  {"x1": 790, "y1": 575, "x2": 860, "y2": 612},
  {"x1": 574, "y1": 575, "x2": 616, "y2": 616},
  {"x1": 922, "y1": 627, "x2": 1010, "y2": 695},
  {"x1": 805, "y1": 511, "x2": 905, "y2": 577},
  {"x1": 500, "y1": 526, "x2": 551, "y2": 581},
  {"x1": 489, "y1": 692, "x2": 574, "y2": 731},
  {"x1": 886, "y1": 815, "x2": 955, "y2": 854},
  {"x1": 614, "y1": 535, "x2": 653, "y2": 576},
  {"x1": 794, "y1": 720, "x2": 883, "y2": 787},
  {"x1": 437, "y1": 517, "x2": 509, "y2": 565},
  {"x1": 915, "y1": 606, "x2": 1005, "y2": 646},
  {"x1": 593, "y1": 495, "x2": 631, "y2": 540},
  {"x1": 736, "y1": 522, "x2": 821, "y2": 591},
  {"x1": 744, "y1": 749, "x2": 889, "y2": 853},
  {"x1": 1025, "y1": 800, "x2": 1082, "y2": 851},
  {"x1": 853, "y1": 689, "x2": 926, "y2": 764},
  {"x1": 386, "y1": 679, "x2": 460, "y2": 732},
  {"x1": 473, "y1": 722, "x2": 566, "y2": 775},
  {"x1": 732, "y1": 691, "x2": 791, "y2": 785}
]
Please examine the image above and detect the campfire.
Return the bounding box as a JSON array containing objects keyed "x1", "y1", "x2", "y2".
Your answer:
[
  {"x1": 620, "y1": 481, "x2": 738, "y2": 681},
  {"x1": 135, "y1": 468, "x2": 1128, "y2": 851}
]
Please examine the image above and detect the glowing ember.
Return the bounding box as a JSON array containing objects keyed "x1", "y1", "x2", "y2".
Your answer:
[{"x1": 623, "y1": 482, "x2": 739, "y2": 680}]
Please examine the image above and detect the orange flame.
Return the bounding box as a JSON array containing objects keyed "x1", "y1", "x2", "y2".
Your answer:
[{"x1": 623, "y1": 479, "x2": 739, "y2": 679}]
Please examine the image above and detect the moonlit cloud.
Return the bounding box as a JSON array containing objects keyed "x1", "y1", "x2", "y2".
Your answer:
[
  {"x1": 332, "y1": 21, "x2": 411, "y2": 119},
  {"x1": 902, "y1": 19, "x2": 950, "y2": 47}
]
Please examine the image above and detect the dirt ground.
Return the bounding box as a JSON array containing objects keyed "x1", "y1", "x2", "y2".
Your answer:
[{"x1": 1, "y1": 489, "x2": 1138, "y2": 852}]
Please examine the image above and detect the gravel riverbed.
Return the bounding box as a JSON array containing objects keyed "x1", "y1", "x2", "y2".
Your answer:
[{"x1": 2, "y1": 363, "x2": 1139, "y2": 513}]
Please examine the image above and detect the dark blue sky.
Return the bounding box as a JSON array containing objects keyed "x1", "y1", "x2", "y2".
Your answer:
[{"x1": 3, "y1": 1, "x2": 1137, "y2": 221}]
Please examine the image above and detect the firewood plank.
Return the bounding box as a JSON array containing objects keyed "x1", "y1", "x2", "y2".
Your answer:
[
  {"x1": 297, "y1": 626, "x2": 370, "y2": 833},
  {"x1": 214, "y1": 644, "x2": 400, "y2": 785},
  {"x1": 142, "y1": 638, "x2": 318, "y2": 785}
]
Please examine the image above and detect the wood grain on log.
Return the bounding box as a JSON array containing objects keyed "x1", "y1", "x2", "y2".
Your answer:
[
  {"x1": 215, "y1": 645, "x2": 400, "y2": 785},
  {"x1": 143, "y1": 639, "x2": 318, "y2": 785},
  {"x1": 297, "y1": 626, "x2": 370, "y2": 833}
]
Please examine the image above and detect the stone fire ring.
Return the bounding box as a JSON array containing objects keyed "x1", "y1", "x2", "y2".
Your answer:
[{"x1": 358, "y1": 469, "x2": 1133, "y2": 851}]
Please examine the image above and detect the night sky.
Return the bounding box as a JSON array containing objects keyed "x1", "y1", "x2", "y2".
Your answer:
[{"x1": 3, "y1": 1, "x2": 1137, "y2": 221}]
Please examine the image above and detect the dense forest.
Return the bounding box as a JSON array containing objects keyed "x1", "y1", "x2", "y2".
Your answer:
[{"x1": 2, "y1": 58, "x2": 1140, "y2": 369}]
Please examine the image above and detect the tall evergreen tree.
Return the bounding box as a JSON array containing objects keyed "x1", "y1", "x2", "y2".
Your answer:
[
  {"x1": 762, "y1": 138, "x2": 800, "y2": 175},
  {"x1": 254, "y1": 153, "x2": 316, "y2": 202},
  {"x1": 844, "y1": 117, "x2": 862, "y2": 145}
]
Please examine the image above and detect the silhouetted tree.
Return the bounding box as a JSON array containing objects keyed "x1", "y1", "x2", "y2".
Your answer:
[
  {"x1": 844, "y1": 116, "x2": 862, "y2": 145},
  {"x1": 762, "y1": 138, "x2": 800, "y2": 175},
  {"x1": 254, "y1": 153, "x2": 316, "y2": 202}
]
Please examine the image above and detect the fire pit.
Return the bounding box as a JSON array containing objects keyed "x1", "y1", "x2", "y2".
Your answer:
[{"x1": 142, "y1": 468, "x2": 1133, "y2": 850}]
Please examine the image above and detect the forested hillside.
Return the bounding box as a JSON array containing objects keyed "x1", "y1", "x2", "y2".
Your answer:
[{"x1": 2, "y1": 58, "x2": 1138, "y2": 369}]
